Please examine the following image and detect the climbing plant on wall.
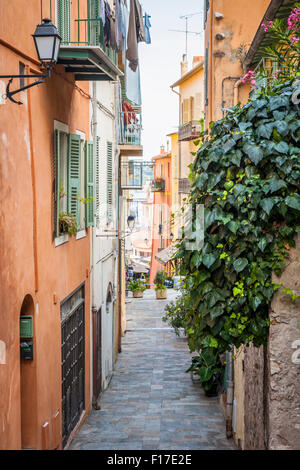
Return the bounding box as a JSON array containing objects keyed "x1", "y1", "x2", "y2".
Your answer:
[{"x1": 174, "y1": 78, "x2": 300, "y2": 390}]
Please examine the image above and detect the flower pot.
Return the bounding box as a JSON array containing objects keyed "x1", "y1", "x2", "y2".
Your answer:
[
  {"x1": 156, "y1": 289, "x2": 167, "y2": 300},
  {"x1": 133, "y1": 290, "x2": 144, "y2": 298}
]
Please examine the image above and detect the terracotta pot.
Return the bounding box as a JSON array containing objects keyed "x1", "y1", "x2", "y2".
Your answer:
[
  {"x1": 156, "y1": 289, "x2": 167, "y2": 300},
  {"x1": 133, "y1": 290, "x2": 144, "y2": 298}
]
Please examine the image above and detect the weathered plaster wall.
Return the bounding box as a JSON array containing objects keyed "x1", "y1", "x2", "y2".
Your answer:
[{"x1": 268, "y1": 235, "x2": 300, "y2": 450}]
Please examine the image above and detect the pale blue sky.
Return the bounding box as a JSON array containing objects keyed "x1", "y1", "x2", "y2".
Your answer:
[{"x1": 139, "y1": 0, "x2": 205, "y2": 159}]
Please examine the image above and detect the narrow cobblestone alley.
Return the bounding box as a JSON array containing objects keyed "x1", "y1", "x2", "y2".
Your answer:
[{"x1": 70, "y1": 290, "x2": 235, "y2": 450}]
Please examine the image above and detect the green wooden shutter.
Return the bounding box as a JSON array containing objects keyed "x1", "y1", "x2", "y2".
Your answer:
[
  {"x1": 95, "y1": 137, "x2": 100, "y2": 226},
  {"x1": 89, "y1": 0, "x2": 100, "y2": 46},
  {"x1": 85, "y1": 141, "x2": 94, "y2": 228},
  {"x1": 57, "y1": 0, "x2": 70, "y2": 44},
  {"x1": 205, "y1": 45, "x2": 209, "y2": 106},
  {"x1": 54, "y1": 130, "x2": 61, "y2": 237},
  {"x1": 107, "y1": 142, "x2": 113, "y2": 221},
  {"x1": 68, "y1": 134, "x2": 81, "y2": 228}
]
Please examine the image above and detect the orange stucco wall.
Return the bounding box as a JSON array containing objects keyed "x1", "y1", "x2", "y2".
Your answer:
[
  {"x1": 204, "y1": 0, "x2": 270, "y2": 127},
  {"x1": 0, "y1": 0, "x2": 91, "y2": 450},
  {"x1": 150, "y1": 151, "x2": 172, "y2": 286}
]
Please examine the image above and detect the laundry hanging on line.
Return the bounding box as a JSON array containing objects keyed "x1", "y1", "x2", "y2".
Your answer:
[{"x1": 144, "y1": 12, "x2": 151, "y2": 45}]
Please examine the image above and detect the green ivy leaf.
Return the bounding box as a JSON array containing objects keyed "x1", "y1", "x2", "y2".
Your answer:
[
  {"x1": 203, "y1": 253, "x2": 217, "y2": 269},
  {"x1": 243, "y1": 143, "x2": 264, "y2": 165},
  {"x1": 233, "y1": 258, "x2": 249, "y2": 273},
  {"x1": 286, "y1": 194, "x2": 300, "y2": 211},
  {"x1": 260, "y1": 198, "x2": 275, "y2": 215}
]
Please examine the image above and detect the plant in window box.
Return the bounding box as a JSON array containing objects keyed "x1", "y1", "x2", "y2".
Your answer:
[
  {"x1": 59, "y1": 212, "x2": 78, "y2": 235},
  {"x1": 154, "y1": 271, "x2": 168, "y2": 299},
  {"x1": 127, "y1": 279, "x2": 147, "y2": 298}
]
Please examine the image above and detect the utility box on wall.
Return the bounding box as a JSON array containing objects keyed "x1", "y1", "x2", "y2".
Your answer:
[
  {"x1": 20, "y1": 316, "x2": 34, "y2": 360},
  {"x1": 20, "y1": 341, "x2": 34, "y2": 360}
]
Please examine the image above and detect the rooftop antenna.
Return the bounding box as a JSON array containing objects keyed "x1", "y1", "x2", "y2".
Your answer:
[{"x1": 169, "y1": 12, "x2": 203, "y2": 58}]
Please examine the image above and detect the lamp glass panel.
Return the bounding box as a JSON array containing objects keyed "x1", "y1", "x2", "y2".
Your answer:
[
  {"x1": 53, "y1": 37, "x2": 61, "y2": 62},
  {"x1": 35, "y1": 36, "x2": 56, "y2": 61}
]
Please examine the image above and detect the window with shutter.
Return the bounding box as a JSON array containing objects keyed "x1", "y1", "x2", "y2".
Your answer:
[
  {"x1": 189, "y1": 96, "x2": 194, "y2": 121},
  {"x1": 205, "y1": 46, "x2": 209, "y2": 106},
  {"x1": 85, "y1": 141, "x2": 94, "y2": 228},
  {"x1": 54, "y1": 129, "x2": 68, "y2": 237},
  {"x1": 95, "y1": 137, "x2": 100, "y2": 226},
  {"x1": 57, "y1": 0, "x2": 70, "y2": 44},
  {"x1": 68, "y1": 134, "x2": 81, "y2": 228},
  {"x1": 195, "y1": 93, "x2": 202, "y2": 121},
  {"x1": 54, "y1": 130, "x2": 60, "y2": 237},
  {"x1": 89, "y1": 0, "x2": 101, "y2": 46},
  {"x1": 183, "y1": 99, "x2": 189, "y2": 123},
  {"x1": 107, "y1": 142, "x2": 113, "y2": 222}
]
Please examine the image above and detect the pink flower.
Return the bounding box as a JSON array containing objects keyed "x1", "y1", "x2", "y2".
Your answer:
[
  {"x1": 288, "y1": 8, "x2": 300, "y2": 30},
  {"x1": 261, "y1": 21, "x2": 273, "y2": 33},
  {"x1": 291, "y1": 36, "x2": 300, "y2": 45},
  {"x1": 242, "y1": 70, "x2": 256, "y2": 87}
]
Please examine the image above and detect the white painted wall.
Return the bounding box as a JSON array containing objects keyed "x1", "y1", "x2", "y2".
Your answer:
[{"x1": 91, "y1": 79, "x2": 119, "y2": 392}]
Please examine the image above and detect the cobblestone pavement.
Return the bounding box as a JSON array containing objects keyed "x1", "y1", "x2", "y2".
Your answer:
[{"x1": 70, "y1": 289, "x2": 235, "y2": 450}]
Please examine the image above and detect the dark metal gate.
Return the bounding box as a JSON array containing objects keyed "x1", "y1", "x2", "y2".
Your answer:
[
  {"x1": 61, "y1": 285, "x2": 85, "y2": 448},
  {"x1": 92, "y1": 307, "x2": 102, "y2": 406}
]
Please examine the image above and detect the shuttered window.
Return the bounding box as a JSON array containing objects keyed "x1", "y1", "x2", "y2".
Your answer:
[
  {"x1": 189, "y1": 96, "x2": 194, "y2": 121},
  {"x1": 68, "y1": 134, "x2": 81, "y2": 227},
  {"x1": 107, "y1": 142, "x2": 113, "y2": 221},
  {"x1": 195, "y1": 93, "x2": 202, "y2": 120},
  {"x1": 54, "y1": 129, "x2": 68, "y2": 237},
  {"x1": 182, "y1": 99, "x2": 189, "y2": 123},
  {"x1": 57, "y1": 0, "x2": 70, "y2": 44},
  {"x1": 85, "y1": 141, "x2": 94, "y2": 227},
  {"x1": 89, "y1": 0, "x2": 101, "y2": 46},
  {"x1": 205, "y1": 45, "x2": 209, "y2": 106}
]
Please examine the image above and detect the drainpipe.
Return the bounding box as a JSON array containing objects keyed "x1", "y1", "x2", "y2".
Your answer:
[{"x1": 226, "y1": 348, "x2": 234, "y2": 438}]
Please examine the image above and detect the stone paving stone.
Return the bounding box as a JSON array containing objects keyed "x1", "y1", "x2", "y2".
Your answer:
[{"x1": 69, "y1": 289, "x2": 235, "y2": 451}]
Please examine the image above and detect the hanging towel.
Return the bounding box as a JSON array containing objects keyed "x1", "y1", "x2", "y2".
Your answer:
[
  {"x1": 104, "y1": 1, "x2": 111, "y2": 47},
  {"x1": 126, "y1": 0, "x2": 145, "y2": 72},
  {"x1": 144, "y1": 12, "x2": 151, "y2": 45}
]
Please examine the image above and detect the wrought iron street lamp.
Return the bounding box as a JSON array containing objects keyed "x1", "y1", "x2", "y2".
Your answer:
[{"x1": 0, "y1": 18, "x2": 61, "y2": 105}]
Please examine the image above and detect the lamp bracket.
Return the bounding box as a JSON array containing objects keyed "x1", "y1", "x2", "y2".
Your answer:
[{"x1": 0, "y1": 69, "x2": 50, "y2": 105}]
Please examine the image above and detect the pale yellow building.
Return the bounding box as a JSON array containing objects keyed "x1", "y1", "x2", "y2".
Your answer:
[{"x1": 169, "y1": 56, "x2": 205, "y2": 238}]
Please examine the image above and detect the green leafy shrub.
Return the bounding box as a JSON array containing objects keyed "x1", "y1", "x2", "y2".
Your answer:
[
  {"x1": 163, "y1": 294, "x2": 189, "y2": 336},
  {"x1": 59, "y1": 212, "x2": 77, "y2": 235},
  {"x1": 176, "y1": 78, "x2": 300, "y2": 390},
  {"x1": 154, "y1": 270, "x2": 167, "y2": 291}
]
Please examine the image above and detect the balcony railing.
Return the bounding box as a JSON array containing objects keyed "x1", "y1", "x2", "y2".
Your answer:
[
  {"x1": 151, "y1": 178, "x2": 165, "y2": 193},
  {"x1": 253, "y1": 57, "x2": 299, "y2": 88},
  {"x1": 41, "y1": 0, "x2": 117, "y2": 65},
  {"x1": 119, "y1": 111, "x2": 142, "y2": 146},
  {"x1": 178, "y1": 121, "x2": 201, "y2": 142},
  {"x1": 178, "y1": 178, "x2": 191, "y2": 194}
]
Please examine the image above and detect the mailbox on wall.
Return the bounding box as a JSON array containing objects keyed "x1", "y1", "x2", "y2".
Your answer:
[
  {"x1": 20, "y1": 341, "x2": 34, "y2": 360},
  {"x1": 20, "y1": 316, "x2": 33, "y2": 338},
  {"x1": 20, "y1": 316, "x2": 33, "y2": 360}
]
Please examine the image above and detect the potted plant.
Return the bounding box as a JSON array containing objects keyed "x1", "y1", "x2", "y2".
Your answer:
[
  {"x1": 59, "y1": 212, "x2": 77, "y2": 235},
  {"x1": 187, "y1": 350, "x2": 223, "y2": 397},
  {"x1": 127, "y1": 279, "x2": 147, "y2": 298},
  {"x1": 154, "y1": 271, "x2": 168, "y2": 300}
]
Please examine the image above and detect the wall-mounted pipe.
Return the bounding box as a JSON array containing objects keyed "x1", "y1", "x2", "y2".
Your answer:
[{"x1": 226, "y1": 348, "x2": 234, "y2": 438}]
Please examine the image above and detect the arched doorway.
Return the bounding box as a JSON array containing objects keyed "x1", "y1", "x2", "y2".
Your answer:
[{"x1": 19, "y1": 294, "x2": 37, "y2": 448}]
